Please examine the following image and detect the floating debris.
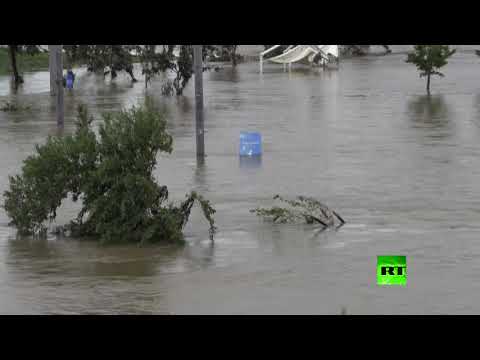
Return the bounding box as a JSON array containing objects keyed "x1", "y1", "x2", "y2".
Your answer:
[{"x1": 251, "y1": 195, "x2": 345, "y2": 229}]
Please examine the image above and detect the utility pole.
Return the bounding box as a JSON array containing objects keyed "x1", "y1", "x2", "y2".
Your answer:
[
  {"x1": 50, "y1": 45, "x2": 64, "y2": 127},
  {"x1": 193, "y1": 45, "x2": 205, "y2": 158},
  {"x1": 49, "y1": 45, "x2": 58, "y2": 96}
]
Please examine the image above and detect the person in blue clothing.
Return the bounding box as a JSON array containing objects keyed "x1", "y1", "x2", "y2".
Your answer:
[{"x1": 66, "y1": 69, "x2": 75, "y2": 89}]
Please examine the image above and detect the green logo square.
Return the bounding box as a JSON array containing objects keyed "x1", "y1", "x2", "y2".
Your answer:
[{"x1": 377, "y1": 256, "x2": 407, "y2": 286}]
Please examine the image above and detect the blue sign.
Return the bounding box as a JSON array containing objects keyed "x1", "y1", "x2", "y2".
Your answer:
[{"x1": 239, "y1": 132, "x2": 262, "y2": 156}]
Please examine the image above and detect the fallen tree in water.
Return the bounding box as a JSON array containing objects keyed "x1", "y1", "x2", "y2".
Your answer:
[
  {"x1": 251, "y1": 195, "x2": 345, "y2": 229},
  {"x1": 3, "y1": 101, "x2": 216, "y2": 244}
]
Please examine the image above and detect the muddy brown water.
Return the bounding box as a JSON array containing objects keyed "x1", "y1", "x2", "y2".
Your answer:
[{"x1": 1, "y1": 46, "x2": 480, "y2": 314}]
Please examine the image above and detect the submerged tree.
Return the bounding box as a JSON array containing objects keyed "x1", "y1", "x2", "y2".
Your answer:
[
  {"x1": 7, "y1": 45, "x2": 43, "y2": 85},
  {"x1": 220, "y1": 45, "x2": 240, "y2": 66},
  {"x1": 64, "y1": 44, "x2": 210, "y2": 95},
  {"x1": 3, "y1": 101, "x2": 216, "y2": 244},
  {"x1": 172, "y1": 45, "x2": 194, "y2": 95},
  {"x1": 137, "y1": 45, "x2": 173, "y2": 88},
  {"x1": 406, "y1": 45, "x2": 456, "y2": 94},
  {"x1": 137, "y1": 45, "x2": 196, "y2": 95},
  {"x1": 63, "y1": 45, "x2": 138, "y2": 82}
]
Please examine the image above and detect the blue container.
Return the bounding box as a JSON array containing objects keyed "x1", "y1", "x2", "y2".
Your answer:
[{"x1": 239, "y1": 132, "x2": 262, "y2": 156}]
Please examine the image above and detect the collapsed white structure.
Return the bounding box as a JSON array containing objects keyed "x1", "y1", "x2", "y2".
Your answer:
[{"x1": 260, "y1": 45, "x2": 339, "y2": 72}]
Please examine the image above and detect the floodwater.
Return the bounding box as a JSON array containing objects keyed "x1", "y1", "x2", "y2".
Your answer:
[{"x1": 1, "y1": 45, "x2": 480, "y2": 314}]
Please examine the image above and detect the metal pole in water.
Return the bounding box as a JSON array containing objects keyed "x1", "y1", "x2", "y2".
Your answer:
[
  {"x1": 193, "y1": 45, "x2": 205, "y2": 158},
  {"x1": 49, "y1": 45, "x2": 58, "y2": 96},
  {"x1": 54, "y1": 45, "x2": 64, "y2": 127}
]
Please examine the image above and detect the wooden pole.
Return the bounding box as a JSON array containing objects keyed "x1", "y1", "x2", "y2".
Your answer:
[
  {"x1": 193, "y1": 45, "x2": 205, "y2": 158},
  {"x1": 54, "y1": 46, "x2": 64, "y2": 127}
]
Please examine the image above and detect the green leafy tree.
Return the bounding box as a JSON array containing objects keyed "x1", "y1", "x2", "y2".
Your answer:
[
  {"x1": 173, "y1": 45, "x2": 193, "y2": 95},
  {"x1": 406, "y1": 45, "x2": 456, "y2": 94},
  {"x1": 138, "y1": 45, "x2": 201, "y2": 95},
  {"x1": 137, "y1": 45, "x2": 173, "y2": 88},
  {"x1": 134, "y1": 45, "x2": 218, "y2": 94},
  {"x1": 64, "y1": 45, "x2": 138, "y2": 82},
  {"x1": 3, "y1": 101, "x2": 216, "y2": 243}
]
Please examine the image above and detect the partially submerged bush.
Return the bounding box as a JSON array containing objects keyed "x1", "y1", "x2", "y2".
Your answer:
[
  {"x1": 3, "y1": 101, "x2": 216, "y2": 244},
  {"x1": 251, "y1": 195, "x2": 345, "y2": 228},
  {"x1": 0, "y1": 101, "x2": 31, "y2": 112},
  {"x1": 161, "y1": 80, "x2": 174, "y2": 97}
]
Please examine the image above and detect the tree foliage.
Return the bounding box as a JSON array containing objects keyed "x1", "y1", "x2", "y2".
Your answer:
[
  {"x1": 215, "y1": 45, "x2": 240, "y2": 66},
  {"x1": 63, "y1": 45, "x2": 138, "y2": 82},
  {"x1": 136, "y1": 45, "x2": 173, "y2": 88},
  {"x1": 172, "y1": 46, "x2": 194, "y2": 95},
  {"x1": 3, "y1": 101, "x2": 216, "y2": 244},
  {"x1": 406, "y1": 45, "x2": 456, "y2": 94},
  {"x1": 137, "y1": 45, "x2": 196, "y2": 95},
  {"x1": 7, "y1": 45, "x2": 43, "y2": 85},
  {"x1": 64, "y1": 45, "x2": 232, "y2": 95}
]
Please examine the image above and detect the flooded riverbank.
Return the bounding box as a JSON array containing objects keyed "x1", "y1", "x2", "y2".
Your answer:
[{"x1": 1, "y1": 46, "x2": 480, "y2": 314}]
